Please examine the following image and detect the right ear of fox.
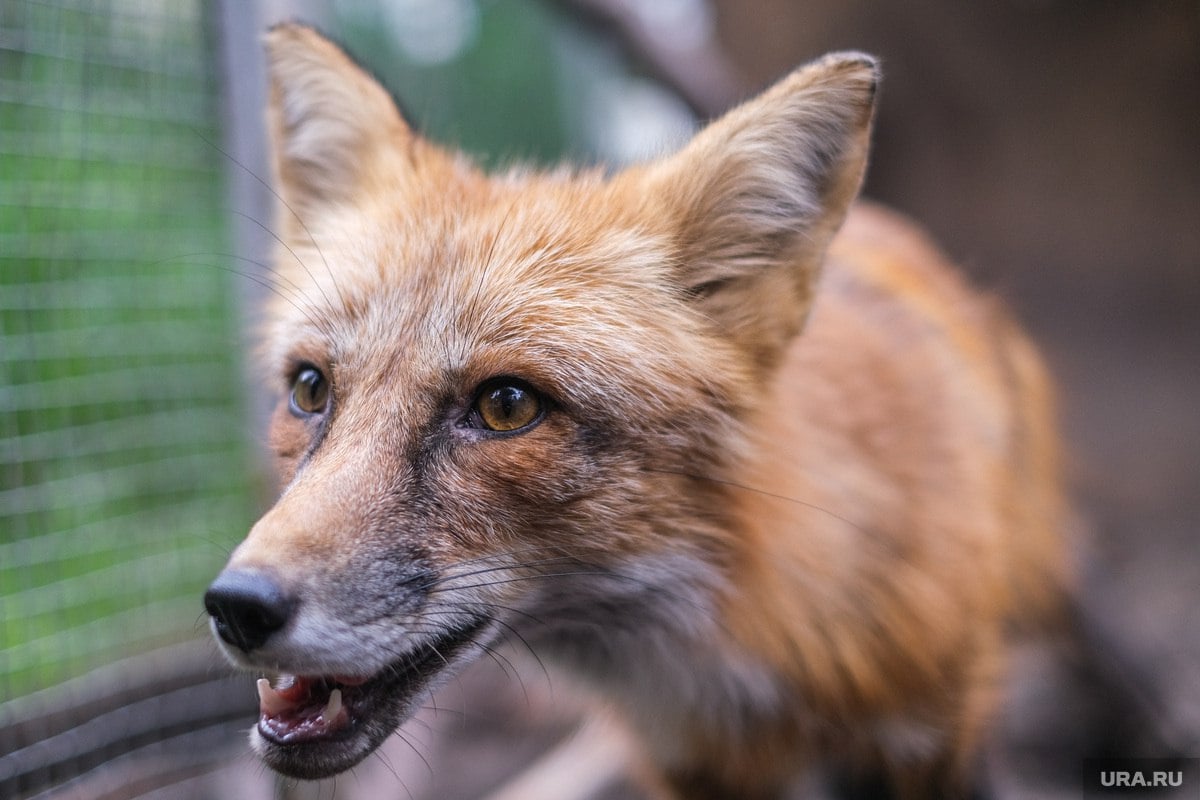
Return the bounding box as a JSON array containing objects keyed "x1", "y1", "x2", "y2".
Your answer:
[
  {"x1": 264, "y1": 24, "x2": 409, "y2": 218},
  {"x1": 639, "y1": 53, "x2": 878, "y2": 375}
]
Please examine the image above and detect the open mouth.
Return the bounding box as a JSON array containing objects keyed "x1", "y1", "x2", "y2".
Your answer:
[
  {"x1": 255, "y1": 673, "x2": 365, "y2": 745},
  {"x1": 252, "y1": 614, "x2": 491, "y2": 779}
]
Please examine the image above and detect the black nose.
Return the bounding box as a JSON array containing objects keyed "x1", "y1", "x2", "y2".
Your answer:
[{"x1": 204, "y1": 570, "x2": 294, "y2": 652}]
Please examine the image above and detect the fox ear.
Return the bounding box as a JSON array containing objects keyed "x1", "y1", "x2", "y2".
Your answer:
[
  {"x1": 644, "y1": 53, "x2": 878, "y2": 373},
  {"x1": 264, "y1": 24, "x2": 409, "y2": 220}
]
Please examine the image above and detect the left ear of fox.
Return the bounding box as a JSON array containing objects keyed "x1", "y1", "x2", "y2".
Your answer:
[
  {"x1": 643, "y1": 53, "x2": 879, "y2": 373},
  {"x1": 264, "y1": 24, "x2": 410, "y2": 223}
]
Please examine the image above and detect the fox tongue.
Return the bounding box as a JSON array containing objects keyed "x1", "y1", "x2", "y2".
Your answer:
[
  {"x1": 257, "y1": 676, "x2": 307, "y2": 715},
  {"x1": 256, "y1": 676, "x2": 349, "y2": 742}
]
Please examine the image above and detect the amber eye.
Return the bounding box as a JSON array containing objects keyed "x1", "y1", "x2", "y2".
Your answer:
[
  {"x1": 290, "y1": 367, "x2": 330, "y2": 417},
  {"x1": 471, "y1": 380, "x2": 542, "y2": 433}
]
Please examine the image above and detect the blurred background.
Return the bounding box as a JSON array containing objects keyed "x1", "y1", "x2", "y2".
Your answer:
[{"x1": 1, "y1": 0, "x2": 1196, "y2": 798}]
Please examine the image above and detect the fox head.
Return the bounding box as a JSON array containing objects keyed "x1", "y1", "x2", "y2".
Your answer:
[{"x1": 205, "y1": 24, "x2": 877, "y2": 780}]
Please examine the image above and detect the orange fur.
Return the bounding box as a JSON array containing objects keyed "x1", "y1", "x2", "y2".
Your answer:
[{"x1": 206, "y1": 24, "x2": 1070, "y2": 799}]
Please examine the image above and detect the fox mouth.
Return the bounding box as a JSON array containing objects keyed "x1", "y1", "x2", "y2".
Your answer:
[{"x1": 251, "y1": 614, "x2": 491, "y2": 779}]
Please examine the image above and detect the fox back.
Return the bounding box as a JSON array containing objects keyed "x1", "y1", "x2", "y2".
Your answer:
[{"x1": 204, "y1": 25, "x2": 1070, "y2": 800}]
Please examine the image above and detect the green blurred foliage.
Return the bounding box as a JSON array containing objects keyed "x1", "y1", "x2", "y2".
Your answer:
[
  {"x1": 0, "y1": 1, "x2": 255, "y2": 695},
  {"x1": 335, "y1": 0, "x2": 572, "y2": 166}
]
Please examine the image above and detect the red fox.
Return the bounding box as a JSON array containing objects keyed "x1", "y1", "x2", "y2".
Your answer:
[{"x1": 204, "y1": 24, "x2": 1071, "y2": 799}]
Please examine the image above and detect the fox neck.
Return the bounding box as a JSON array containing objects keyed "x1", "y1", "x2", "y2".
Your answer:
[{"x1": 511, "y1": 469, "x2": 803, "y2": 755}]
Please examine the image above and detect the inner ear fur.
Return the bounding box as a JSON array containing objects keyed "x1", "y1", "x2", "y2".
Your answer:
[{"x1": 637, "y1": 53, "x2": 879, "y2": 374}]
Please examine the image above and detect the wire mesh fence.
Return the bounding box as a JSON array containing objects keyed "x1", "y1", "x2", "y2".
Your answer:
[
  {"x1": 0, "y1": 1, "x2": 700, "y2": 796},
  {"x1": 1, "y1": 0, "x2": 255, "y2": 718}
]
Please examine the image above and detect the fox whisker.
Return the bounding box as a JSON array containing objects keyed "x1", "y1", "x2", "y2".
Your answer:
[{"x1": 194, "y1": 128, "x2": 347, "y2": 313}]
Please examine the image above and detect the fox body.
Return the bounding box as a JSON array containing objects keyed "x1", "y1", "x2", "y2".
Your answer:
[{"x1": 204, "y1": 25, "x2": 1070, "y2": 799}]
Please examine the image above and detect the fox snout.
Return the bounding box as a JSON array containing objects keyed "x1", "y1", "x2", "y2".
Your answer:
[
  {"x1": 204, "y1": 498, "x2": 439, "y2": 671},
  {"x1": 204, "y1": 514, "x2": 501, "y2": 780}
]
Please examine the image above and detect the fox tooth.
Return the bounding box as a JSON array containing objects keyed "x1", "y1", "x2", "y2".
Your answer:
[
  {"x1": 257, "y1": 677, "x2": 291, "y2": 716},
  {"x1": 321, "y1": 688, "x2": 343, "y2": 724}
]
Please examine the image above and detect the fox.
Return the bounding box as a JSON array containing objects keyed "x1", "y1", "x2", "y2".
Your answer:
[{"x1": 204, "y1": 23, "x2": 1072, "y2": 800}]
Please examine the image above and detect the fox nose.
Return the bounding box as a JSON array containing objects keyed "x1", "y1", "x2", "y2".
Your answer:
[{"x1": 204, "y1": 570, "x2": 294, "y2": 652}]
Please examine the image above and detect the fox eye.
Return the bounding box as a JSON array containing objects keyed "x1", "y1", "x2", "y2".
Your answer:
[
  {"x1": 470, "y1": 379, "x2": 543, "y2": 433},
  {"x1": 290, "y1": 366, "x2": 330, "y2": 417}
]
